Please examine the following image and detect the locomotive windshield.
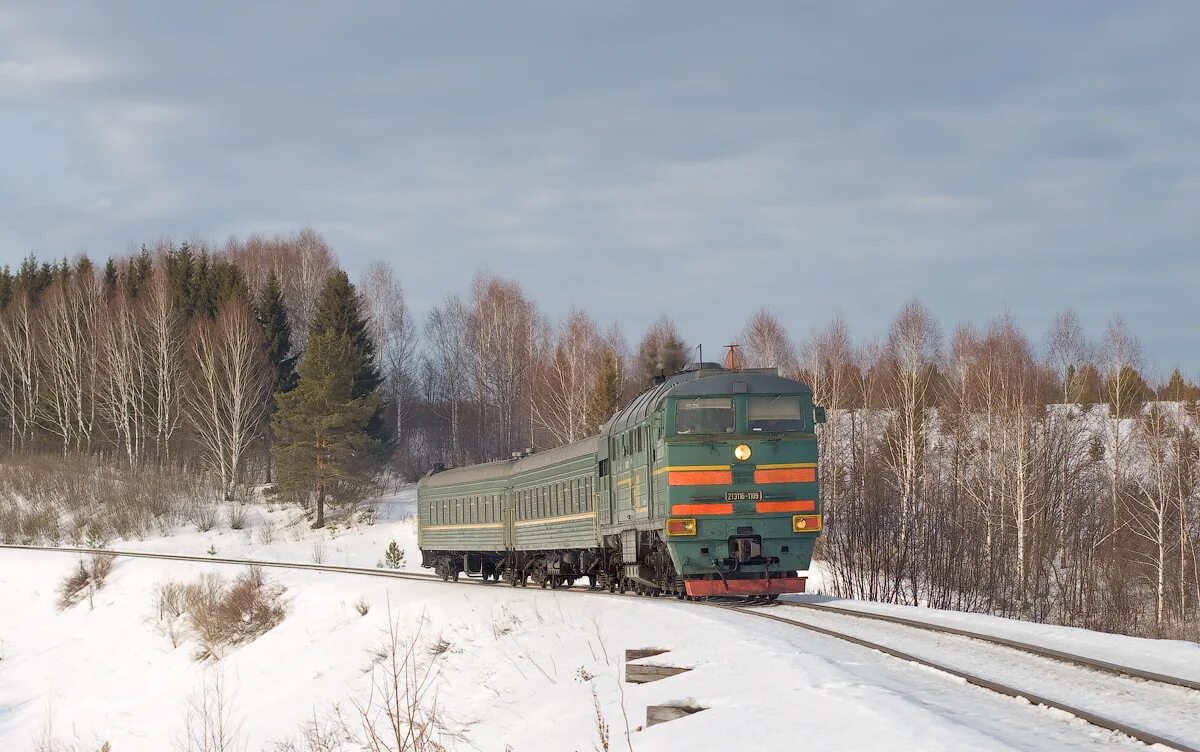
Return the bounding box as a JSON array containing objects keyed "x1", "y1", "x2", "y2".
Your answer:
[
  {"x1": 675, "y1": 397, "x2": 735, "y2": 434},
  {"x1": 748, "y1": 396, "x2": 807, "y2": 432}
]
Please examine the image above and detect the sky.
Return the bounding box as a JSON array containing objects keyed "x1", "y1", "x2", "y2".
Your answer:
[{"x1": 2, "y1": 2, "x2": 1198, "y2": 376}]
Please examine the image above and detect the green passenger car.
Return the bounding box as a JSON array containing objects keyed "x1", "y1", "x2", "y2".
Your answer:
[{"x1": 418, "y1": 363, "x2": 824, "y2": 598}]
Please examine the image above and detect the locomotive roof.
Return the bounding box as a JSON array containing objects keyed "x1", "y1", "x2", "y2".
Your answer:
[{"x1": 603, "y1": 367, "x2": 812, "y2": 434}]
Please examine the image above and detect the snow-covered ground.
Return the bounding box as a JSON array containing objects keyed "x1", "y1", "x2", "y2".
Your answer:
[
  {"x1": 2, "y1": 488, "x2": 1197, "y2": 751},
  {"x1": 0, "y1": 548, "x2": 1172, "y2": 752}
]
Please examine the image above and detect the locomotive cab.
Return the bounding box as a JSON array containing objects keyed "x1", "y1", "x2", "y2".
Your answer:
[{"x1": 660, "y1": 371, "x2": 823, "y2": 597}]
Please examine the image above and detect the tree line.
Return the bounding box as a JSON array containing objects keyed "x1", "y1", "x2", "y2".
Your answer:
[
  {"x1": 0, "y1": 231, "x2": 690, "y2": 516},
  {"x1": 794, "y1": 304, "x2": 1200, "y2": 638},
  {"x1": 3, "y1": 230, "x2": 1198, "y2": 637}
]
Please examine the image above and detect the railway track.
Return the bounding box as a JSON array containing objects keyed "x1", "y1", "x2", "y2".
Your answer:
[
  {"x1": 717, "y1": 602, "x2": 1200, "y2": 752},
  {"x1": 4, "y1": 543, "x2": 1198, "y2": 751}
]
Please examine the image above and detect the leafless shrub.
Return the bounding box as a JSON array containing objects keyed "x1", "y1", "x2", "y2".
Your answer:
[
  {"x1": 179, "y1": 568, "x2": 286, "y2": 660},
  {"x1": 190, "y1": 500, "x2": 220, "y2": 533},
  {"x1": 311, "y1": 539, "x2": 326, "y2": 564},
  {"x1": 591, "y1": 685, "x2": 610, "y2": 752},
  {"x1": 226, "y1": 504, "x2": 248, "y2": 531},
  {"x1": 258, "y1": 518, "x2": 277, "y2": 545},
  {"x1": 177, "y1": 672, "x2": 247, "y2": 752},
  {"x1": 271, "y1": 709, "x2": 356, "y2": 752},
  {"x1": 153, "y1": 580, "x2": 189, "y2": 647},
  {"x1": 355, "y1": 597, "x2": 371, "y2": 617},
  {"x1": 352, "y1": 609, "x2": 462, "y2": 752},
  {"x1": 88, "y1": 553, "x2": 115, "y2": 586},
  {"x1": 57, "y1": 555, "x2": 117, "y2": 610},
  {"x1": 56, "y1": 561, "x2": 91, "y2": 610}
]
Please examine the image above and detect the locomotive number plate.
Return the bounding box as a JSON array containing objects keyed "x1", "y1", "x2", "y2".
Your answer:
[{"x1": 725, "y1": 491, "x2": 762, "y2": 502}]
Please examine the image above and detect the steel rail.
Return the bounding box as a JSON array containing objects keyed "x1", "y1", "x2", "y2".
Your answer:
[
  {"x1": 718, "y1": 604, "x2": 1200, "y2": 752},
  {"x1": 3, "y1": 542, "x2": 1196, "y2": 750},
  {"x1": 0, "y1": 542, "x2": 441, "y2": 582},
  {"x1": 779, "y1": 600, "x2": 1200, "y2": 692}
]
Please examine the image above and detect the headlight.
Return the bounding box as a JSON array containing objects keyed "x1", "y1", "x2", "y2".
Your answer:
[
  {"x1": 667, "y1": 518, "x2": 697, "y2": 536},
  {"x1": 793, "y1": 514, "x2": 823, "y2": 532},
  {"x1": 734, "y1": 444, "x2": 752, "y2": 461}
]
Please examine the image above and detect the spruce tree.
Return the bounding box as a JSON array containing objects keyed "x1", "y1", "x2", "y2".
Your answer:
[
  {"x1": 0, "y1": 266, "x2": 12, "y2": 309},
  {"x1": 102, "y1": 259, "x2": 118, "y2": 299},
  {"x1": 309, "y1": 271, "x2": 381, "y2": 397},
  {"x1": 258, "y1": 271, "x2": 297, "y2": 395},
  {"x1": 258, "y1": 271, "x2": 297, "y2": 482},
  {"x1": 272, "y1": 331, "x2": 382, "y2": 528},
  {"x1": 308, "y1": 271, "x2": 390, "y2": 460}
]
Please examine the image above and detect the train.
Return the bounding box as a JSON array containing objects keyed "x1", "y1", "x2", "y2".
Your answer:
[{"x1": 416, "y1": 362, "x2": 825, "y2": 599}]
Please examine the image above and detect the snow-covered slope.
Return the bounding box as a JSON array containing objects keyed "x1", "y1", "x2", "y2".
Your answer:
[
  {"x1": 3, "y1": 488, "x2": 1197, "y2": 750},
  {"x1": 113, "y1": 487, "x2": 425, "y2": 573},
  {"x1": 0, "y1": 548, "x2": 1180, "y2": 752}
]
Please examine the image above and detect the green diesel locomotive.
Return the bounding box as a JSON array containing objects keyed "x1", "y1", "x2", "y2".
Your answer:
[{"x1": 417, "y1": 363, "x2": 824, "y2": 598}]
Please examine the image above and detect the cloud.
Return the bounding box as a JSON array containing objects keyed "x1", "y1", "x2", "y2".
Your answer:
[
  {"x1": 0, "y1": 2, "x2": 1198, "y2": 372},
  {"x1": 0, "y1": 8, "x2": 115, "y2": 91}
]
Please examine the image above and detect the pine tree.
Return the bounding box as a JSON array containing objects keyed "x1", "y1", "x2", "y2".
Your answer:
[
  {"x1": 1105, "y1": 365, "x2": 1150, "y2": 418},
  {"x1": 1161, "y1": 368, "x2": 1195, "y2": 401},
  {"x1": 1075, "y1": 363, "x2": 1102, "y2": 406},
  {"x1": 585, "y1": 346, "x2": 622, "y2": 434},
  {"x1": 272, "y1": 331, "x2": 383, "y2": 528}
]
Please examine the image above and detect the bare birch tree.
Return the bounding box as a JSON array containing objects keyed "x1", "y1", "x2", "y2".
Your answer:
[
  {"x1": 36, "y1": 270, "x2": 100, "y2": 454},
  {"x1": 534, "y1": 309, "x2": 602, "y2": 445},
  {"x1": 0, "y1": 290, "x2": 38, "y2": 452},
  {"x1": 144, "y1": 270, "x2": 184, "y2": 464},
  {"x1": 739, "y1": 309, "x2": 797, "y2": 373},
  {"x1": 359, "y1": 262, "x2": 419, "y2": 457},
  {"x1": 186, "y1": 301, "x2": 271, "y2": 499}
]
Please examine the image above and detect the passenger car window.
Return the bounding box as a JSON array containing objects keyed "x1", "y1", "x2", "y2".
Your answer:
[
  {"x1": 748, "y1": 396, "x2": 807, "y2": 432},
  {"x1": 675, "y1": 397, "x2": 735, "y2": 434}
]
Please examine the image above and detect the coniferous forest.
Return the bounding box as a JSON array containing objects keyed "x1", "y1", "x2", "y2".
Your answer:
[{"x1": 2, "y1": 229, "x2": 1198, "y2": 639}]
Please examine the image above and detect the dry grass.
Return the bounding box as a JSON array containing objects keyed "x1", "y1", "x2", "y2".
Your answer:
[{"x1": 0, "y1": 454, "x2": 207, "y2": 545}]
